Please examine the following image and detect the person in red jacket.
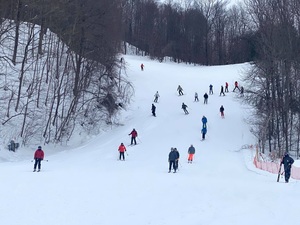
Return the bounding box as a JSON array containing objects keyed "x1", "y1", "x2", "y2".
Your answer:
[
  {"x1": 128, "y1": 128, "x2": 138, "y2": 145},
  {"x1": 118, "y1": 143, "x2": 127, "y2": 161},
  {"x1": 225, "y1": 82, "x2": 229, "y2": 92},
  {"x1": 33, "y1": 146, "x2": 44, "y2": 172},
  {"x1": 233, "y1": 81, "x2": 240, "y2": 92}
]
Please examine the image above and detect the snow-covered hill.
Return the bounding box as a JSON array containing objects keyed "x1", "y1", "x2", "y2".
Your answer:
[{"x1": 0, "y1": 55, "x2": 298, "y2": 225}]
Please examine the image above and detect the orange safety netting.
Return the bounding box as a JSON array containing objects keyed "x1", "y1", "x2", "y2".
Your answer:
[{"x1": 253, "y1": 156, "x2": 300, "y2": 180}]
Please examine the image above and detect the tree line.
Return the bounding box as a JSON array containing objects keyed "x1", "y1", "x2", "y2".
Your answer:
[
  {"x1": 243, "y1": 0, "x2": 300, "y2": 158},
  {"x1": 122, "y1": 0, "x2": 255, "y2": 65}
]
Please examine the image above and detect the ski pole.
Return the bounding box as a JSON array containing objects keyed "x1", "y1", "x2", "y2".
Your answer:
[{"x1": 137, "y1": 137, "x2": 142, "y2": 143}]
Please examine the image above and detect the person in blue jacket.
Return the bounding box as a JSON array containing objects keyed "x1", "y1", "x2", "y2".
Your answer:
[
  {"x1": 201, "y1": 127, "x2": 207, "y2": 140},
  {"x1": 202, "y1": 116, "x2": 207, "y2": 128}
]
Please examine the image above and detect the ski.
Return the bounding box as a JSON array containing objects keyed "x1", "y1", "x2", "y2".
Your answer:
[{"x1": 127, "y1": 144, "x2": 138, "y2": 147}]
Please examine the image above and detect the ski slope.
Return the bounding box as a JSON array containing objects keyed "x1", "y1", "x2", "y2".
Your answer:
[{"x1": 0, "y1": 55, "x2": 299, "y2": 225}]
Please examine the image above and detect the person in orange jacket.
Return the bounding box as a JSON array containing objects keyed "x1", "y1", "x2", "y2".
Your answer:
[
  {"x1": 33, "y1": 146, "x2": 44, "y2": 172},
  {"x1": 118, "y1": 143, "x2": 127, "y2": 161}
]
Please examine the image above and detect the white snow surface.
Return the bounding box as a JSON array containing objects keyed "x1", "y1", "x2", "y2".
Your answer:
[{"x1": 0, "y1": 55, "x2": 299, "y2": 225}]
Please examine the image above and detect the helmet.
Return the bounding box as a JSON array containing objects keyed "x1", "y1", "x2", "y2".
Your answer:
[{"x1": 38, "y1": 146, "x2": 42, "y2": 149}]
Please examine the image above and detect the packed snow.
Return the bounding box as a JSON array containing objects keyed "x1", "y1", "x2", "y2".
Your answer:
[{"x1": 0, "y1": 55, "x2": 299, "y2": 225}]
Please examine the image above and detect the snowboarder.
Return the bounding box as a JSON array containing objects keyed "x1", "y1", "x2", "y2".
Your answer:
[
  {"x1": 233, "y1": 81, "x2": 240, "y2": 92},
  {"x1": 188, "y1": 144, "x2": 195, "y2": 163},
  {"x1": 225, "y1": 82, "x2": 229, "y2": 92},
  {"x1": 177, "y1": 85, "x2": 184, "y2": 96},
  {"x1": 151, "y1": 104, "x2": 156, "y2": 117},
  {"x1": 203, "y1": 93, "x2": 208, "y2": 104},
  {"x1": 153, "y1": 91, "x2": 160, "y2": 102},
  {"x1": 220, "y1": 105, "x2": 225, "y2": 118},
  {"x1": 281, "y1": 152, "x2": 294, "y2": 183},
  {"x1": 128, "y1": 128, "x2": 138, "y2": 145},
  {"x1": 202, "y1": 116, "x2": 207, "y2": 128},
  {"x1": 33, "y1": 146, "x2": 44, "y2": 172},
  {"x1": 201, "y1": 127, "x2": 207, "y2": 140},
  {"x1": 194, "y1": 92, "x2": 199, "y2": 102},
  {"x1": 220, "y1": 85, "x2": 225, "y2": 96},
  {"x1": 182, "y1": 102, "x2": 189, "y2": 114},
  {"x1": 168, "y1": 148, "x2": 177, "y2": 173},
  {"x1": 174, "y1": 148, "x2": 180, "y2": 170},
  {"x1": 209, "y1": 84, "x2": 213, "y2": 95},
  {"x1": 141, "y1": 63, "x2": 144, "y2": 71},
  {"x1": 118, "y1": 143, "x2": 127, "y2": 161}
]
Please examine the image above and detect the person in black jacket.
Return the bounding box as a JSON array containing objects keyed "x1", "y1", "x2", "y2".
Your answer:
[
  {"x1": 151, "y1": 104, "x2": 156, "y2": 117},
  {"x1": 281, "y1": 152, "x2": 294, "y2": 183},
  {"x1": 220, "y1": 105, "x2": 225, "y2": 118},
  {"x1": 177, "y1": 85, "x2": 184, "y2": 96},
  {"x1": 220, "y1": 85, "x2": 225, "y2": 96},
  {"x1": 168, "y1": 148, "x2": 178, "y2": 173},
  {"x1": 188, "y1": 145, "x2": 195, "y2": 163},
  {"x1": 203, "y1": 93, "x2": 208, "y2": 104},
  {"x1": 182, "y1": 103, "x2": 189, "y2": 114}
]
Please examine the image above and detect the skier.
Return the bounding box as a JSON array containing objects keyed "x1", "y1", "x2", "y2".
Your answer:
[
  {"x1": 153, "y1": 91, "x2": 160, "y2": 102},
  {"x1": 33, "y1": 146, "x2": 44, "y2": 172},
  {"x1": 233, "y1": 81, "x2": 240, "y2": 92},
  {"x1": 220, "y1": 85, "x2": 225, "y2": 96},
  {"x1": 168, "y1": 148, "x2": 177, "y2": 173},
  {"x1": 188, "y1": 144, "x2": 195, "y2": 163},
  {"x1": 118, "y1": 143, "x2": 127, "y2": 161},
  {"x1": 201, "y1": 127, "x2": 207, "y2": 140},
  {"x1": 194, "y1": 92, "x2": 199, "y2": 102},
  {"x1": 220, "y1": 105, "x2": 225, "y2": 118},
  {"x1": 151, "y1": 104, "x2": 156, "y2": 117},
  {"x1": 177, "y1": 85, "x2": 184, "y2": 96},
  {"x1": 128, "y1": 128, "x2": 138, "y2": 145},
  {"x1": 209, "y1": 84, "x2": 213, "y2": 94},
  {"x1": 281, "y1": 152, "x2": 294, "y2": 183},
  {"x1": 203, "y1": 93, "x2": 208, "y2": 104},
  {"x1": 202, "y1": 116, "x2": 207, "y2": 128},
  {"x1": 240, "y1": 86, "x2": 244, "y2": 97},
  {"x1": 174, "y1": 148, "x2": 180, "y2": 171},
  {"x1": 141, "y1": 63, "x2": 144, "y2": 71},
  {"x1": 182, "y1": 102, "x2": 189, "y2": 114},
  {"x1": 225, "y1": 82, "x2": 229, "y2": 93}
]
